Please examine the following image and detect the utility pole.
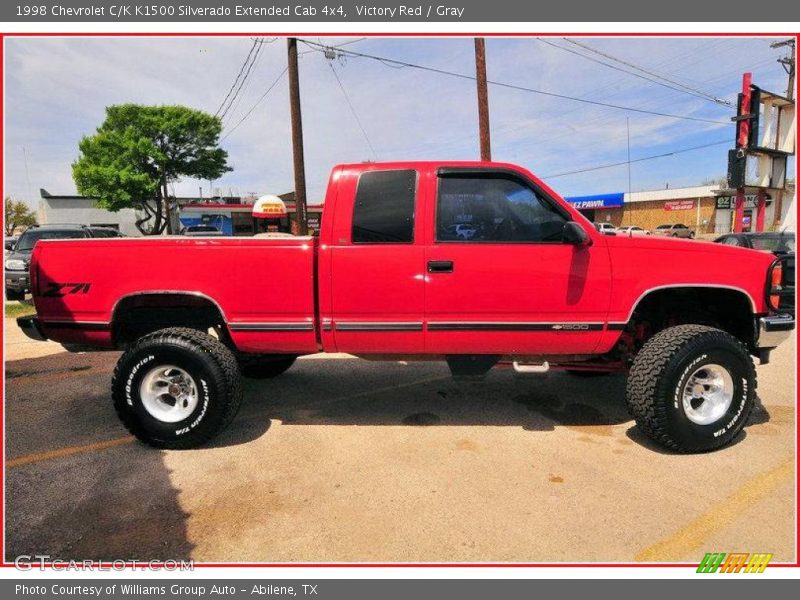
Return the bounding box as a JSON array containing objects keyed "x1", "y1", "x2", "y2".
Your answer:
[
  {"x1": 287, "y1": 37, "x2": 309, "y2": 235},
  {"x1": 626, "y1": 117, "x2": 632, "y2": 226},
  {"x1": 771, "y1": 38, "x2": 795, "y2": 100},
  {"x1": 474, "y1": 38, "x2": 491, "y2": 161},
  {"x1": 769, "y1": 38, "x2": 795, "y2": 231}
]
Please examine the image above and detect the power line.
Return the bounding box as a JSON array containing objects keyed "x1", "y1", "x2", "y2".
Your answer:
[
  {"x1": 215, "y1": 38, "x2": 259, "y2": 117},
  {"x1": 218, "y1": 39, "x2": 367, "y2": 142},
  {"x1": 326, "y1": 61, "x2": 378, "y2": 160},
  {"x1": 538, "y1": 38, "x2": 734, "y2": 107},
  {"x1": 219, "y1": 38, "x2": 265, "y2": 122},
  {"x1": 562, "y1": 38, "x2": 735, "y2": 107},
  {"x1": 222, "y1": 41, "x2": 266, "y2": 126},
  {"x1": 542, "y1": 139, "x2": 730, "y2": 179},
  {"x1": 220, "y1": 67, "x2": 288, "y2": 142},
  {"x1": 298, "y1": 39, "x2": 730, "y2": 126}
]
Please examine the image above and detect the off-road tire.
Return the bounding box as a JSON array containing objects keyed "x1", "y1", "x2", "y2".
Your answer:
[
  {"x1": 239, "y1": 355, "x2": 297, "y2": 379},
  {"x1": 626, "y1": 324, "x2": 755, "y2": 453},
  {"x1": 112, "y1": 327, "x2": 242, "y2": 449}
]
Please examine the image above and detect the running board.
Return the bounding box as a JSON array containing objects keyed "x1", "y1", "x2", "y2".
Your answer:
[{"x1": 512, "y1": 361, "x2": 550, "y2": 374}]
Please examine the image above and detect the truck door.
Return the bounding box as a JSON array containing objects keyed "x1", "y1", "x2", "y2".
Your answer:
[
  {"x1": 325, "y1": 167, "x2": 426, "y2": 354},
  {"x1": 424, "y1": 167, "x2": 611, "y2": 355}
]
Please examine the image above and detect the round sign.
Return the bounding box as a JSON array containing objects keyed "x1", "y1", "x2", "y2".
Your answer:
[{"x1": 252, "y1": 195, "x2": 288, "y2": 219}]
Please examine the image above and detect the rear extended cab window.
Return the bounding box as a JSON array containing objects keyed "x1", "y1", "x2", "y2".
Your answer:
[{"x1": 351, "y1": 170, "x2": 417, "y2": 243}]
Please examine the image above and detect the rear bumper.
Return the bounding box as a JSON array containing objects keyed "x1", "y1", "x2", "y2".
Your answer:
[
  {"x1": 757, "y1": 314, "x2": 795, "y2": 349},
  {"x1": 16, "y1": 316, "x2": 47, "y2": 342}
]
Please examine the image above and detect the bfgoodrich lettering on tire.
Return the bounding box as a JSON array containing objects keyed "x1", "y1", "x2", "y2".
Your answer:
[
  {"x1": 112, "y1": 327, "x2": 242, "y2": 449},
  {"x1": 626, "y1": 324, "x2": 756, "y2": 453}
]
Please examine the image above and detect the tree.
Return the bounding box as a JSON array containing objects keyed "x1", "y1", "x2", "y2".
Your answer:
[
  {"x1": 72, "y1": 104, "x2": 230, "y2": 235},
  {"x1": 4, "y1": 197, "x2": 37, "y2": 235}
]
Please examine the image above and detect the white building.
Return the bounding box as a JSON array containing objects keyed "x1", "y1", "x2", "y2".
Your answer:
[{"x1": 38, "y1": 189, "x2": 142, "y2": 236}]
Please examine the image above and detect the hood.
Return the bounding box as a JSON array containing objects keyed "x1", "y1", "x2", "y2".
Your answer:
[{"x1": 603, "y1": 231, "x2": 778, "y2": 264}]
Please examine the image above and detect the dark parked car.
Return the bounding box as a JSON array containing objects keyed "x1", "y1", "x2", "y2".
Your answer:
[
  {"x1": 86, "y1": 226, "x2": 125, "y2": 238},
  {"x1": 4, "y1": 224, "x2": 109, "y2": 300},
  {"x1": 714, "y1": 231, "x2": 794, "y2": 255},
  {"x1": 715, "y1": 232, "x2": 795, "y2": 313}
]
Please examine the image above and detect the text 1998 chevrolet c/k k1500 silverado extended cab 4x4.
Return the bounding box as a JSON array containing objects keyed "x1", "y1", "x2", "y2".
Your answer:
[{"x1": 18, "y1": 161, "x2": 795, "y2": 452}]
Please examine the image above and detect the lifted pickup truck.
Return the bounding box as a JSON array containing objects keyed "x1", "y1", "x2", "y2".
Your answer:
[{"x1": 18, "y1": 161, "x2": 795, "y2": 452}]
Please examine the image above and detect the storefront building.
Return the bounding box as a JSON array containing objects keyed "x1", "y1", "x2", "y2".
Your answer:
[
  {"x1": 565, "y1": 184, "x2": 787, "y2": 235},
  {"x1": 179, "y1": 196, "x2": 323, "y2": 236}
]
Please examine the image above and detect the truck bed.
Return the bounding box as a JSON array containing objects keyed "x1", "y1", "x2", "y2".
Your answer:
[{"x1": 31, "y1": 236, "x2": 319, "y2": 354}]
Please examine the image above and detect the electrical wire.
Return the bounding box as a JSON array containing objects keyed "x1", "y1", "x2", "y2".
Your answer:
[
  {"x1": 220, "y1": 67, "x2": 288, "y2": 142},
  {"x1": 326, "y1": 61, "x2": 378, "y2": 160},
  {"x1": 562, "y1": 38, "x2": 735, "y2": 107},
  {"x1": 542, "y1": 139, "x2": 730, "y2": 179},
  {"x1": 215, "y1": 39, "x2": 259, "y2": 117},
  {"x1": 538, "y1": 38, "x2": 734, "y2": 107},
  {"x1": 219, "y1": 39, "x2": 264, "y2": 121},
  {"x1": 298, "y1": 39, "x2": 731, "y2": 125}
]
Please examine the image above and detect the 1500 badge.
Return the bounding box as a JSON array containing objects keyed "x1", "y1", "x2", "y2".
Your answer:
[{"x1": 42, "y1": 282, "x2": 91, "y2": 297}]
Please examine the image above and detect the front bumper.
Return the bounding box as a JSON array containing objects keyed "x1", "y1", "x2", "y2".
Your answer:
[
  {"x1": 757, "y1": 314, "x2": 795, "y2": 349},
  {"x1": 5, "y1": 269, "x2": 28, "y2": 292},
  {"x1": 16, "y1": 316, "x2": 47, "y2": 342}
]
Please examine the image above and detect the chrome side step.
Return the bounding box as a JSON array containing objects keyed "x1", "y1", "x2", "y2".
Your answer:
[{"x1": 512, "y1": 361, "x2": 550, "y2": 374}]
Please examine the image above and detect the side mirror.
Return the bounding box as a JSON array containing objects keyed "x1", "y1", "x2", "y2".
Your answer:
[
  {"x1": 563, "y1": 221, "x2": 592, "y2": 247},
  {"x1": 5, "y1": 241, "x2": 15, "y2": 251}
]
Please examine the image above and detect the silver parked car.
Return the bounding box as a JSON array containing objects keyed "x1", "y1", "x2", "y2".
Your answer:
[
  {"x1": 617, "y1": 225, "x2": 650, "y2": 237},
  {"x1": 653, "y1": 223, "x2": 695, "y2": 239}
]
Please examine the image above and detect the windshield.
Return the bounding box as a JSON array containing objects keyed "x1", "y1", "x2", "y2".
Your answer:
[
  {"x1": 750, "y1": 235, "x2": 795, "y2": 253},
  {"x1": 15, "y1": 229, "x2": 87, "y2": 251}
]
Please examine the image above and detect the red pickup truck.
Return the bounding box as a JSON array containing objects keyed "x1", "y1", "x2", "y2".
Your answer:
[{"x1": 18, "y1": 161, "x2": 794, "y2": 452}]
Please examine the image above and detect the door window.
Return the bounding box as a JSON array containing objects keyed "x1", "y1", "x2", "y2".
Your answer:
[
  {"x1": 352, "y1": 170, "x2": 416, "y2": 243},
  {"x1": 436, "y1": 174, "x2": 567, "y2": 242}
]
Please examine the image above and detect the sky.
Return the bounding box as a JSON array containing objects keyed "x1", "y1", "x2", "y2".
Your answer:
[{"x1": 3, "y1": 36, "x2": 795, "y2": 210}]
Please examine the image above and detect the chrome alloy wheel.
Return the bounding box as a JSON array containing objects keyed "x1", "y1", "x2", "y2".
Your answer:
[
  {"x1": 681, "y1": 363, "x2": 734, "y2": 425},
  {"x1": 139, "y1": 365, "x2": 199, "y2": 423}
]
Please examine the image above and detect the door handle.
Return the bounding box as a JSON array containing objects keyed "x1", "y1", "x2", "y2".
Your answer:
[{"x1": 428, "y1": 260, "x2": 454, "y2": 273}]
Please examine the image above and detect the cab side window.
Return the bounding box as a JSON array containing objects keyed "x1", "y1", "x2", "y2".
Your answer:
[
  {"x1": 352, "y1": 170, "x2": 416, "y2": 244},
  {"x1": 436, "y1": 174, "x2": 567, "y2": 242}
]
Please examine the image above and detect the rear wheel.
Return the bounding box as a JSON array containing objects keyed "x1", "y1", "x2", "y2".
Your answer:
[
  {"x1": 6, "y1": 288, "x2": 24, "y2": 301},
  {"x1": 626, "y1": 324, "x2": 755, "y2": 453},
  {"x1": 112, "y1": 327, "x2": 242, "y2": 449},
  {"x1": 239, "y1": 355, "x2": 297, "y2": 379}
]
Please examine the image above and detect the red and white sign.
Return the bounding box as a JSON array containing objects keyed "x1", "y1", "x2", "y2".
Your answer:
[
  {"x1": 664, "y1": 200, "x2": 695, "y2": 211},
  {"x1": 252, "y1": 195, "x2": 288, "y2": 219}
]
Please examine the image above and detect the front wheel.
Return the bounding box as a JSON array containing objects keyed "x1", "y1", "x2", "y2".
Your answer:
[
  {"x1": 112, "y1": 327, "x2": 242, "y2": 449},
  {"x1": 626, "y1": 324, "x2": 755, "y2": 453}
]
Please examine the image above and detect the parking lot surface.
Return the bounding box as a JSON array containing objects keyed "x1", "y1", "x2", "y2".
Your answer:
[{"x1": 4, "y1": 317, "x2": 796, "y2": 563}]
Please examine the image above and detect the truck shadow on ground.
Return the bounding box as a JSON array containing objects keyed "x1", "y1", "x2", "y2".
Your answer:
[
  {"x1": 4, "y1": 352, "x2": 778, "y2": 561},
  {"x1": 5, "y1": 351, "x2": 195, "y2": 562},
  {"x1": 216, "y1": 358, "x2": 772, "y2": 454}
]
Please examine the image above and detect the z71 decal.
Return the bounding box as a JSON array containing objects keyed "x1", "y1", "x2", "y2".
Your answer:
[{"x1": 42, "y1": 282, "x2": 91, "y2": 297}]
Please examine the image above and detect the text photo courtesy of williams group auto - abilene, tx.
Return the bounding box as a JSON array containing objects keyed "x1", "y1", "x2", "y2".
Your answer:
[{"x1": 1, "y1": 21, "x2": 797, "y2": 580}]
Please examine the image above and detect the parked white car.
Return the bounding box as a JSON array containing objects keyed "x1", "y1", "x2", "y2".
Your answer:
[
  {"x1": 617, "y1": 225, "x2": 650, "y2": 236},
  {"x1": 594, "y1": 222, "x2": 617, "y2": 235}
]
